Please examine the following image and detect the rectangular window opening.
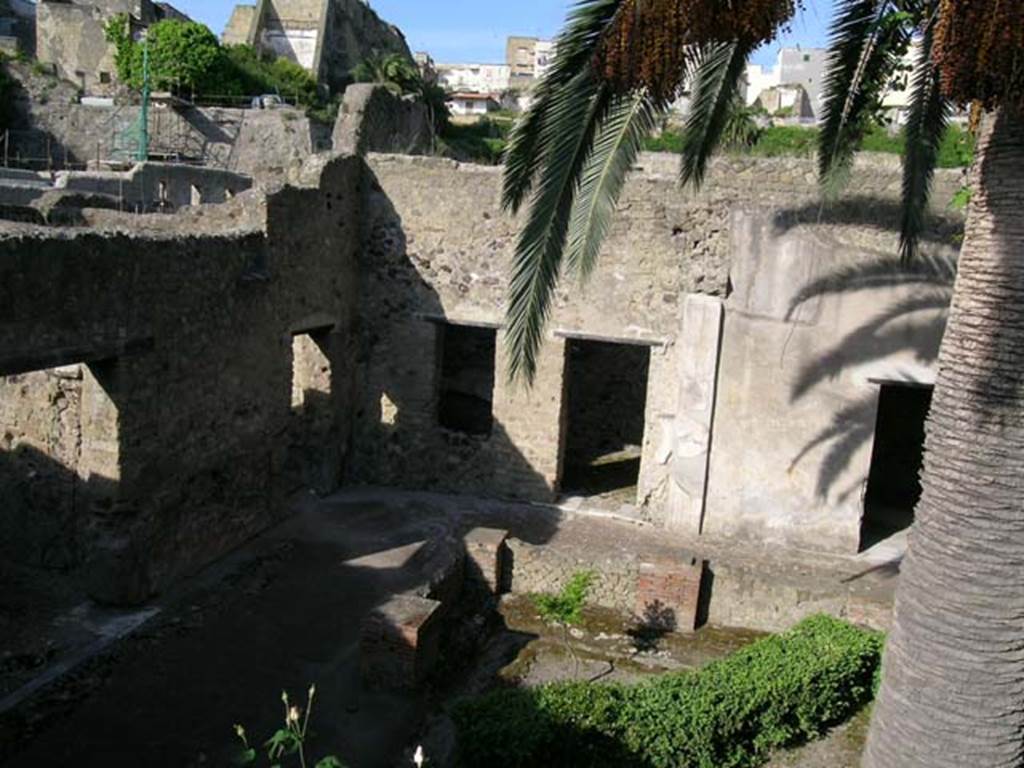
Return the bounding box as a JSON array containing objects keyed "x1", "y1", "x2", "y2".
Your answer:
[
  {"x1": 861, "y1": 383, "x2": 933, "y2": 551},
  {"x1": 437, "y1": 323, "x2": 496, "y2": 437},
  {"x1": 291, "y1": 329, "x2": 332, "y2": 414},
  {"x1": 560, "y1": 339, "x2": 651, "y2": 501}
]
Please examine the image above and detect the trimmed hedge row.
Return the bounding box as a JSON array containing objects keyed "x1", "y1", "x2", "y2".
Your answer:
[{"x1": 452, "y1": 615, "x2": 883, "y2": 768}]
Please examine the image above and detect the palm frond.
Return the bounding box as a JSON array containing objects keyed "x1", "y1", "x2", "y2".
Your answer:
[
  {"x1": 505, "y1": 69, "x2": 614, "y2": 383},
  {"x1": 502, "y1": 0, "x2": 624, "y2": 213},
  {"x1": 680, "y1": 41, "x2": 755, "y2": 190},
  {"x1": 566, "y1": 92, "x2": 666, "y2": 282},
  {"x1": 900, "y1": 9, "x2": 951, "y2": 263},
  {"x1": 818, "y1": 0, "x2": 909, "y2": 192}
]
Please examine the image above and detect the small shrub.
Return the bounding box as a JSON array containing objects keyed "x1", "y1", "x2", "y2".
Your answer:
[
  {"x1": 439, "y1": 118, "x2": 511, "y2": 164},
  {"x1": 452, "y1": 615, "x2": 883, "y2": 768},
  {"x1": 532, "y1": 570, "x2": 594, "y2": 626}
]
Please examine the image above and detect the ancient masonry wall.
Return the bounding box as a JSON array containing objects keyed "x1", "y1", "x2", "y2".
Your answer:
[
  {"x1": 36, "y1": 1, "x2": 120, "y2": 96},
  {"x1": 0, "y1": 148, "x2": 964, "y2": 603},
  {"x1": 0, "y1": 154, "x2": 362, "y2": 602},
  {"x1": 352, "y1": 152, "x2": 962, "y2": 552}
]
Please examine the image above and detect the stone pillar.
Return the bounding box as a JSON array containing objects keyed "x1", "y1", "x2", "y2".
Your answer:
[
  {"x1": 662, "y1": 294, "x2": 724, "y2": 536},
  {"x1": 463, "y1": 527, "x2": 510, "y2": 594}
]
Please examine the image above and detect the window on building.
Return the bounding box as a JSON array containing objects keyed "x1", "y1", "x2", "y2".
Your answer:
[
  {"x1": 437, "y1": 323, "x2": 496, "y2": 437},
  {"x1": 803, "y1": 54, "x2": 811, "y2": 62},
  {"x1": 290, "y1": 328, "x2": 334, "y2": 417},
  {"x1": 99, "y1": 71, "x2": 111, "y2": 84}
]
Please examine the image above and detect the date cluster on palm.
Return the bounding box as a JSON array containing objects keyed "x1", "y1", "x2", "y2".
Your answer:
[
  {"x1": 596, "y1": 0, "x2": 800, "y2": 100},
  {"x1": 932, "y1": 0, "x2": 1024, "y2": 108}
]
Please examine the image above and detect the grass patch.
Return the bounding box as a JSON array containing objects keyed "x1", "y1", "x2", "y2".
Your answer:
[{"x1": 452, "y1": 615, "x2": 883, "y2": 768}]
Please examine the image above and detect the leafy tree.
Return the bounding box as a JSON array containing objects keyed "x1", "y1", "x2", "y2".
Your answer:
[
  {"x1": 501, "y1": 2, "x2": 1024, "y2": 766},
  {"x1": 351, "y1": 51, "x2": 421, "y2": 95},
  {"x1": 105, "y1": 17, "x2": 221, "y2": 93},
  {"x1": 219, "y1": 44, "x2": 318, "y2": 104}
]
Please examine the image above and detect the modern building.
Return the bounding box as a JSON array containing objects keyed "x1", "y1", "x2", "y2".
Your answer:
[
  {"x1": 533, "y1": 39, "x2": 556, "y2": 80},
  {"x1": 743, "y1": 47, "x2": 828, "y2": 121},
  {"x1": 446, "y1": 91, "x2": 501, "y2": 118},
  {"x1": 504, "y1": 35, "x2": 557, "y2": 89},
  {"x1": 220, "y1": 0, "x2": 413, "y2": 94},
  {"x1": 435, "y1": 63, "x2": 510, "y2": 95}
]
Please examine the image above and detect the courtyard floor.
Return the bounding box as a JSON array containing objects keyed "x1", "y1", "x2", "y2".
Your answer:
[{"x1": 0, "y1": 487, "x2": 899, "y2": 767}]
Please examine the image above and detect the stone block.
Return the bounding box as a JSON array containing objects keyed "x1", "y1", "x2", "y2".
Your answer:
[
  {"x1": 360, "y1": 594, "x2": 442, "y2": 690},
  {"x1": 463, "y1": 527, "x2": 510, "y2": 594},
  {"x1": 635, "y1": 554, "x2": 705, "y2": 633}
]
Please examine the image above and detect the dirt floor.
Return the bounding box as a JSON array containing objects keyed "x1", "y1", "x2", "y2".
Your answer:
[{"x1": 1, "y1": 488, "x2": 883, "y2": 767}]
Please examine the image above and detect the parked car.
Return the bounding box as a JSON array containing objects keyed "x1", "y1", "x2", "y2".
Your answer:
[{"x1": 250, "y1": 94, "x2": 284, "y2": 110}]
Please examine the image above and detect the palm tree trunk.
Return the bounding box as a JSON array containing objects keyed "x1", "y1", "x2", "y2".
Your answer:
[{"x1": 864, "y1": 104, "x2": 1024, "y2": 767}]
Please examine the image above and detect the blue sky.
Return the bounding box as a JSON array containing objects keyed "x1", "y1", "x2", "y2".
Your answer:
[{"x1": 173, "y1": 0, "x2": 835, "y2": 67}]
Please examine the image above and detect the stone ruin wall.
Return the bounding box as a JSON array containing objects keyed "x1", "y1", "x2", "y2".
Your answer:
[
  {"x1": 0, "y1": 154, "x2": 362, "y2": 602},
  {"x1": 0, "y1": 147, "x2": 965, "y2": 606},
  {"x1": 353, "y1": 152, "x2": 963, "y2": 551}
]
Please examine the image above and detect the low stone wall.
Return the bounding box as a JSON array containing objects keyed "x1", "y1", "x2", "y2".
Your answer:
[
  {"x1": 508, "y1": 536, "x2": 893, "y2": 633},
  {"x1": 55, "y1": 162, "x2": 253, "y2": 210}
]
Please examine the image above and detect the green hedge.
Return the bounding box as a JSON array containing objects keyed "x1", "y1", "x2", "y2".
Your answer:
[
  {"x1": 643, "y1": 124, "x2": 975, "y2": 168},
  {"x1": 452, "y1": 615, "x2": 883, "y2": 768}
]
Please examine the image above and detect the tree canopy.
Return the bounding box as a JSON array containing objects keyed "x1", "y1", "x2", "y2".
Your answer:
[{"x1": 104, "y1": 16, "x2": 318, "y2": 103}]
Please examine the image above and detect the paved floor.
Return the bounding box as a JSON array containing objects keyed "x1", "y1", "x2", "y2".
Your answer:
[{"x1": 0, "y1": 487, "x2": 903, "y2": 767}]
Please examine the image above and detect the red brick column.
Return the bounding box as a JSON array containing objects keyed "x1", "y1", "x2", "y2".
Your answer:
[{"x1": 635, "y1": 554, "x2": 706, "y2": 633}]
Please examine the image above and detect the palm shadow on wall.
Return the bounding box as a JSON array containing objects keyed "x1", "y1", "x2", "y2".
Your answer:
[{"x1": 773, "y1": 203, "x2": 959, "y2": 550}]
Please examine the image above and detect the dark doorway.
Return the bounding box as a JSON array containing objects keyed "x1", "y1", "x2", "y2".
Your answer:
[
  {"x1": 560, "y1": 339, "x2": 651, "y2": 500},
  {"x1": 437, "y1": 323, "x2": 496, "y2": 437},
  {"x1": 861, "y1": 383, "x2": 933, "y2": 550}
]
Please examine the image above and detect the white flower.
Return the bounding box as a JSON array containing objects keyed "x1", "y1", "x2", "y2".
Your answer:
[
  {"x1": 413, "y1": 745, "x2": 425, "y2": 767},
  {"x1": 287, "y1": 706, "x2": 301, "y2": 724}
]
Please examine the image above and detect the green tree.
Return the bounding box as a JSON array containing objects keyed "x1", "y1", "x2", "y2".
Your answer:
[
  {"x1": 351, "y1": 51, "x2": 421, "y2": 95},
  {"x1": 502, "y1": 2, "x2": 1024, "y2": 766},
  {"x1": 105, "y1": 16, "x2": 221, "y2": 93}
]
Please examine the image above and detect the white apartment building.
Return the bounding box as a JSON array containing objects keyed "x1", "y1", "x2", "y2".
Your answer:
[
  {"x1": 743, "y1": 47, "x2": 829, "y2": 121},
  {"x1": 436, "y1": 62, "x2": 511, "y2": 95}
]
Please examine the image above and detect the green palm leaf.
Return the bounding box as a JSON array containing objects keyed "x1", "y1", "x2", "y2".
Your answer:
[
  {"x1": 505, "y1": 69, "x2": 614, "y2": 383},
  {"x1": 502, "y1": 0, "x2": 625, "y2": 214},
  {"x1": 818, "y1": 0, "x2": 910, "y2": 192},
  {"x1": 566, "y1": 92, "x2": 666, "y2": 282},
  {"x1": 899, "y1": 8, "x2": 950, "y2": 263},
  {"x1": 681, "y1": 41, "x2": 756, "y2": 190}
]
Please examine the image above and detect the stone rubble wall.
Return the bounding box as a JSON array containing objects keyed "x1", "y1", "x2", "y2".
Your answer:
[
  {"x1": 333, "y1": 84, "x2": 433, "y2": 157},
  {"x1": 0, "y1": 153, "x2": 363, "y2": 603},
  {"x1": 351, "y1": 151, "x2": 963, "y2": 537},
  {"x1": 5, "y1": 60, "x2": 332, "y2": 179},
  {"x1": 0, "y1": 146, "x2": 965, "y2": 603}
]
